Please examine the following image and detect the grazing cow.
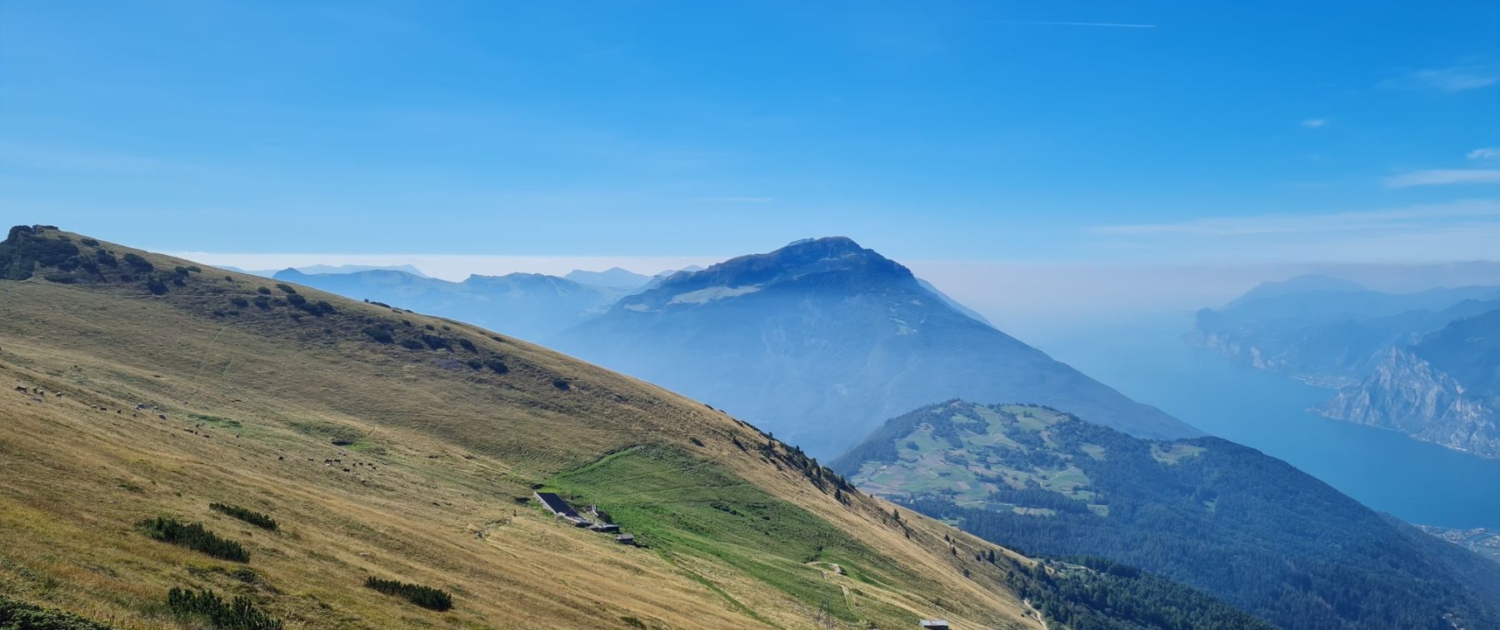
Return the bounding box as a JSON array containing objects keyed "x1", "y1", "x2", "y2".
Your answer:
[
  {"x1": 158, "y1": 414, "x2": 167, "y2": 420},
  {"x1": 14, "y1": 386, "x2": 27, "y2": 393}
]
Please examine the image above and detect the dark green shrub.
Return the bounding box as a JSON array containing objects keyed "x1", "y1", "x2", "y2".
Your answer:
[
  {"x1": 209, "y1": 503, "x2": 278, "y2": 531},
  {"x1": 364, "y1": 577, "x2": 453, "y2": 611},
  {"x1": 484, "y1": 358, "x2": 508, "y2": 374},
  {"x1": 122, "y1": 253, "x2": 153, "y2": 272},
  {"x1": 399, "y1": 339, "x2": 425, "y2": 351},
  {"x1": 252, "y1": 296, "x2": 271, "y2": 310},
  {"x1": 286, "y1": 294, "x2": 307, "y2": 306},
  {"x1": 187, "y1": 265, "x2": 202, "y2": 273},
  {"x1": 80, "y1": 238, "x2": 100, "y2": 247},
  {"x1": 316, "y1": 301, "x2": 335, "y2": 315},
  {"x1": 457, "y1": 338, "x2": 476, "y2": 353},
  {"x1": 167, "y1": 588, "x2": 283, "y2": 630},
  {"x1": 231, "y1": 297, "x2": 250, "y2": 308},
  {"x1": 552, "y1": 378, "x2": 570, "y2": 391},
  {"x1": 465, "y1": 358, "x2": 483, "y2": 370},
  {"x1": 0, "y1": 595, "x2": 117, "y2": 630},
  {"x1": 138, "y1": 517, "x2": 248, "y2": 562},
  {"x1": 96, "y1": 250, "x2": 117, "y2": 267},
  {"x1": 257, "y1": 286, "x2": 271, "y2": 295},
  {"x1": 363, "y1": 326, "x2": 394, "y2": 343},
  {"x1": 421, "y1": 334, "x2": 449, "y2": 350},
  {"x1": 274, "y1": 283, "x2": 296, "y2": 294},
  {"x1": 147, "y1": 276, "x2": 169, "y2": 295},
  {"x1": 0, "y1": 227, "x2": 82, "y2": 280},
  {"x1": 174, "y1": 266, "x2": 190, "y2": 277},
  {"x1": 43, "y1": 273, "x2": 77, "y2": 284}
]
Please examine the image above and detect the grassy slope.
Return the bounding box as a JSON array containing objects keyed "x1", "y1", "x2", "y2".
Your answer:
[{"x1": 0, "y1": 227, "x2": 1040, "y2": 630}]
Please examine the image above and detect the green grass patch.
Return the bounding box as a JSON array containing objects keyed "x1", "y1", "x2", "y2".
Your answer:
[{"x1": 548, "y1": 445, "x2": 909, "y2": 625}]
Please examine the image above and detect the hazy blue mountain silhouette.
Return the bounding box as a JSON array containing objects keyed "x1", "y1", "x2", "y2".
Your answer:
[
  {"x1": 551, "y1": 237, "x2": 1199, "y2": 457},
  {"x1": 273, "y1": 268, "x2": 621, "y2": 343}
]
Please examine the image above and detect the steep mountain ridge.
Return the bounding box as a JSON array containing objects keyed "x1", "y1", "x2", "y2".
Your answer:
[
  {"x1": 553, "y1": 237, "x2": 1199, "y2": 458},
  {"x1": 0, "y1": 225, "x2": 1252, "y2": 630},
  {"x1": 1318, "y1": 309, "x2": 1500, "y2": 457}
]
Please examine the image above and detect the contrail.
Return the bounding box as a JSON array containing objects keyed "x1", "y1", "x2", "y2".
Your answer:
[{"x1": 999, "y1": 20, "x2": 1157, "y2": 29}]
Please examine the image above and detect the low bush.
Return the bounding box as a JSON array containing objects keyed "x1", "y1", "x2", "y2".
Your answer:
[
  {"x1": 209, "y1": 503, "x2": 278, "y2": 531},
  {"x1": 421, "y1": 334, "x2": 449, "y2": 350},
  {"x1": 252, "y1": 296, "x2": 272, "y2": 310},
  {"x1": 257, "y1": 287, "x2": 271, "y2": 295},
  {"x1": 0, "y1": 228, "x2": 82, "y2": 280},
  {"x1": 274, "y1": 283, "x2": 296, "y2": 294},
  {"x1": 457, "y1": 338, "x2": 477, "y2": 353},
  {"x1": 122, "y1": 253, "x2": 153, "y2": 272},
  {"x1": 146, "y1": 276, "x2": 169, "y2": 295},
  {"x1": 138, "y1": 517, "x2": 249, "y2": 562},
  {"x1": 230, "y1": 297, "x2": 250, "y2": 308},
  {"x1": 484, "y1": 358, "x2": 508, "y2": 374},
  {"x1": 80, "y1": 238, "x2": 100, "y2": 247},
  {"x1": 96, "y1": 250, "x2": 117, "y2": 267},
  {"x1": 364, "y1": 577, "x2": 453, "y2": 611},
  {"x1": 0, "y1": 596, "x2": 117, "y2": 630},
  {"x1": 363, "y1": 327, "x2": 394, "y2": 343},
  {"x1": 399, "y1": 339, "x2": 425, "y2": 351},
  {"x1": 466, "y1": 358, "x2": 483, "y2": 370},
  {"x1": 167, "y1": 588, "x2": 283, "y2": 630}
]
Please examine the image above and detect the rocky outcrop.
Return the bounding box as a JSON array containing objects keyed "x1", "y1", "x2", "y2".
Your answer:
[{"x1": 1318, "y1": 347, "x2": 1500, "y2": 458}]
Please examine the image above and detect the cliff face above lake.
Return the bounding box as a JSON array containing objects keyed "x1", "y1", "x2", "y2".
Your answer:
[
  {"x1": 1318, "y1": 347, "x2": 1499, "y2": 458},
  {"x1": 1192, "y1": 276, "x2": 1500, "y2": 458}
]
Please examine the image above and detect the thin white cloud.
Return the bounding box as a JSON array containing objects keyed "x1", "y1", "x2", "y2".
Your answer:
[
  {"x1": 1301, "y1": 119, "x2": 1327, "y2": 129},
  {"x1": 1091, "y1": 199, "x2": 1500, "y2": 237},
  {"x1": 997, "y1": 20, "x2": 1156, "y2": 29},
  {"x1": 1387, "y1": 65, "x2": 1500, "y2": 93},
  {"x1": 692, "y1": 196, "x2": 773, "y2": 203},
  {"x1": 1468, "y1": 147, "x2": 1500, "y2": 161},
  {"x1": 1385, "y1": 169, "x2": 1500, "y2": 188}
]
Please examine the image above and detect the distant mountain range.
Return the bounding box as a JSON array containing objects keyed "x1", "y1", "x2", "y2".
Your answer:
[
  {"x1": 220, "y1": 263, "x2": 430, "y2": 278},
  {"x1": 1190, "y1": 275, "x2": 1500, "y2": 458},
  {"x1": 564, "y1": 267, "x2": 653, "y2": 290},
  {"x1": 551, "y1": 237, "x2": 1198, "y2": 458},
  {"x1": 833, "y1": 400, "x2": 1500, "y2": 630},
  {"x1": 271, "y1": 268, "x2": 626, "y2": 343}
]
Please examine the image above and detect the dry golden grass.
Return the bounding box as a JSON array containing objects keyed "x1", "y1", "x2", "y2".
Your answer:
[{"x1": 0, "y1": 228, "x2": 1040, "y2": 629}]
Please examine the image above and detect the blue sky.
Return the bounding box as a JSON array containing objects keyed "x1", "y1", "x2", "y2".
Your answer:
[{"x1": 2, "y1": 0, "x2": 1498, "y2": 264}]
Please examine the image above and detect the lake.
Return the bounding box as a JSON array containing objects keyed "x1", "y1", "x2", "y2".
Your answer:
[{"x1": 1031, "y1": 317, "x2": 1500, "y2": 530}]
